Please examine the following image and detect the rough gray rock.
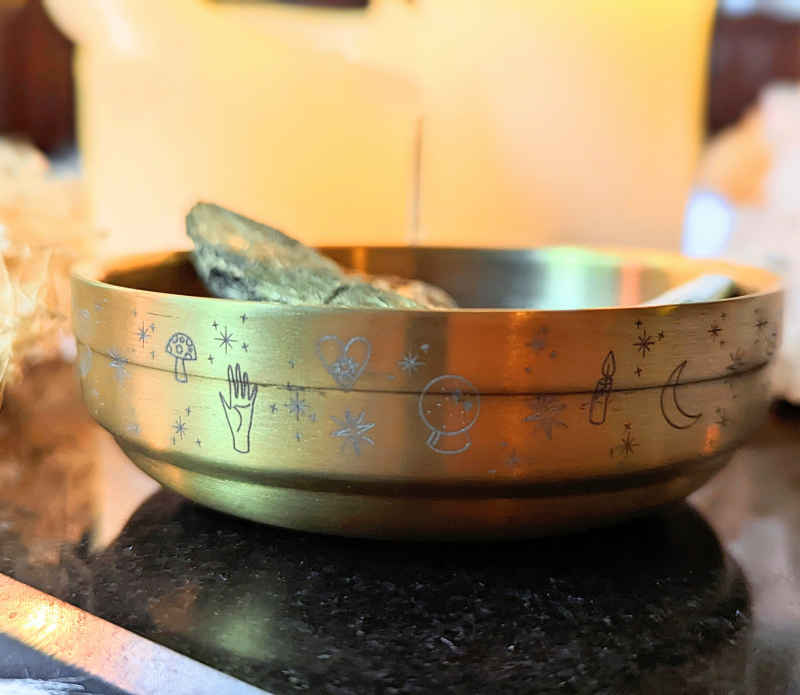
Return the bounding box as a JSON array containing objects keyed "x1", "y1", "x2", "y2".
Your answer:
[{"x1": 187, "y1": 203, "x2": 456, "y2": 309}]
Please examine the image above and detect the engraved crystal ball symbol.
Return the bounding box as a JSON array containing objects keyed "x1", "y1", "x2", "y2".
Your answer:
[
  {"x1": 166, "y1": 332, "x2": 197, "y2": 383},
  {"x1": 419, "y1": 375, "x2": 480, "y2": 455}
]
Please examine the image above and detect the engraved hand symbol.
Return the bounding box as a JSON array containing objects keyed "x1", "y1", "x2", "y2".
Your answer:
[{"x1": 219, "y1": 364, "x2": 258, "y2": 453}]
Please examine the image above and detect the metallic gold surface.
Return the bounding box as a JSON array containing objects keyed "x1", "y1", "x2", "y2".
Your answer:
[{"x1": 72, "y1": 247, "x2": 783, "y2": 539}]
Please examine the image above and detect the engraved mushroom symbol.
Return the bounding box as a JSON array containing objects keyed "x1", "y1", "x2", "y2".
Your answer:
[{"x1": 166, "y1": 333, "x2": 197, "y2": 383}]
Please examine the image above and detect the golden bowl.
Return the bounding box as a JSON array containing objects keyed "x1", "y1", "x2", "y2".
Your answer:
[{"x1": 72, "y1": 247, "x2": 782, "y2": 540}]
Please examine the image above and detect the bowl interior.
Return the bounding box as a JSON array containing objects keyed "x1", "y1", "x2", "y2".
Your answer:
[{"x1": 101, "y1": 246, "x2": 742, "y2": 310}]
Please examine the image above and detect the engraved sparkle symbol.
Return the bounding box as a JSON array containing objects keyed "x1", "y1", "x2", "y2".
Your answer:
[
  {"x1": 526, "y1": 327, "x2": 548, "y2": 353},
  {"x1": 215, "y1": 326, "x2": 238, "y2": 354},
  {"x1": 136, "y1": 322, "x2": 152, "y2": 347},
  {"x1": 754, "y1": 314, "x2": 768, "y2": 332},
  {"x1": 727, "y1": 348, "x2": 746, "y2": 373},
  {"x1": 108, "y1": 347, "x2": 131, "y2": 384},
  {"x1": 523, "y1": 395, "x2": 567, "y2": 441},
  {"x1": 398, "y1": 352, "x2": 425, "y2": 374},
  {"x1": 633, "y1": 331, "x2": 655, "y2": 357},
  {"x1": 620, "y1": 431, "x2": 637, "y2": 458},
  {"x1": 285, "y1": 392, "x2": 310, "y2": 421},
  {"x1": 331, "y1": 410, "x2": 376, "y2": 455},
  {"x1": 708, "y1": 321, "x2": 721, "y2": 341},
  {"x1": 173, "y1": 416, "x2": 188, "y2": 440},
  {"x1": 716, "y1": 408, "x2": 731, "y2": 429}
]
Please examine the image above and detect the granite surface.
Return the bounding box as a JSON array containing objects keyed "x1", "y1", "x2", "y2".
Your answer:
[{"x1": 1, "y1": 362, "x2": 800, "y2": 693}]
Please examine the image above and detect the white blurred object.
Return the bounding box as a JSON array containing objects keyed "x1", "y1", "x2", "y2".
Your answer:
[
  {"x1": 720, "y1": 0, "x2": 800, "y2": 18},
  {"x1": 690, "y1": 83, "x2": 800, "y2": 402},
  {"x1": 0, "y1": 138, "x2": 99, "y2": 388},
  {"x1": 43, "y1": 0, "x2": 715, "y2": 254}
]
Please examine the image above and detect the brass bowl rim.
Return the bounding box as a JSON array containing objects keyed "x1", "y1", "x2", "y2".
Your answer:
[{"x1": 73, "y1": 246, "x2": 783, "y2": 315}]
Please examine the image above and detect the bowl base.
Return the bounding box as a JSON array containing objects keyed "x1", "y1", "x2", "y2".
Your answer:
[{"x1": 122, "y1": 446, "x2": 731, "y2": 541}]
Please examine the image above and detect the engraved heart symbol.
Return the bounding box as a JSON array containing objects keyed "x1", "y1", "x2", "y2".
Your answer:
[{"x1": 317, "y1": 335, "x2": 371, "y2": 391}]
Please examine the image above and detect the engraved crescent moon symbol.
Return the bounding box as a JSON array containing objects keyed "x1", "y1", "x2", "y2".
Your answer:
[{"x1": 661, "y1": 361, "x2": 702, "y2": 429}]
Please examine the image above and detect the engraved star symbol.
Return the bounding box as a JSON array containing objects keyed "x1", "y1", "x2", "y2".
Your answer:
[
  {"x1": 523, "y1": 395, "x2": 567, "y2": 441},
  {"x1": 754, "y1": 315, "x2": 768, "y2": 332},
  {"x1": 310, "y1": 413, "x2": 318, "y2": 423},
  {"x1": 215, "y1": 326, "x2": 238, "y2": 354},
  {"x1": 716, "y1": 408, "x2": 731, "y2": 429},
  {"x1": 150, "y1": 323, "x2": 156, "y2": 332},
  {"x1": 241, "y1": 343, "x2": 249, "y2": 352},
  {"x1": 196, "y1": 438, "x2": 202, "y2": 447},
  {"x1": 285, "y1": 392, "x2": 310, "y2": 421},
  {"x1": 136, "y1": 322, "x2": 151, "y2": 347},
  {"x1": 633, "y1": 331, "x2": 655, "y2": 357},
  {"x1": 505, "y1": 450, "x2": 520, "y2": 468},
  {"x1": 295, "y1": 432, "x2": 302, "y2": 442},
  {"x1": 620, "y1": 431, "x2": 637, "y2": 458},
  {"x1": 108, "y1": 347, "x2": 131, "y2": 384},
  {"x1": 150, "y1": 350, "x2": 156, "y2": 360},
  {"x1": 526, "y1": 327, "x2": 548, "y2": 353},
  {"x1": 171, "y1": 436, "x2": 176, "y2": 445},
  {"x1": 624, "y1": 422, "x2": 631, "y2": 431},
  {"x1": 133, "y1": 308, "x2": 138, "y2": 316},
  {"x1": 331, "y1": 409, "x2": 376, "y2": 455},
  {"x1": 708, "y1": 322, "x2": 721, "y2": 341},
  {"x1": 173, "y1": 416, "x2": 188, "y2": 440},
  {"x1": 727, "y1": 348, "x2": 746, "y2": 373},
  {"x1": 212, "y1": 320, "x2": 219, "y2": 330},
  {"x1": 635, "y1": 319, "x2": 643, "y2": 329},
  {"x1": 398, "y1": 352, "x2": 424, "y2": 374},
  {"x1": 289, "y1": 359, "x2": 296, "y2": 369},
  {"x1": 270, "y1": 404, "x2": 278, "y2": 413},
  {"x1": 421, "y1": 344, "x2": 430, "y2": 354},
  {"x1": 635, "y1": 367, "x2": 643, "y2": 377},
  {"x1": 241, "y1": 314, "x2": 248, "y2": 323},
  {"x1": 185, "y1": 407, "x2": 191, "y2": 416},
  {"x1": 657, "y1": 331, "x2": 665, "y2": 341}
]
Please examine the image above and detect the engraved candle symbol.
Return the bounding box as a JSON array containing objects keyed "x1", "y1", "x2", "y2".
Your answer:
[{"x1": 589, "y1": 351, "x2": 615, "y2": 425}]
